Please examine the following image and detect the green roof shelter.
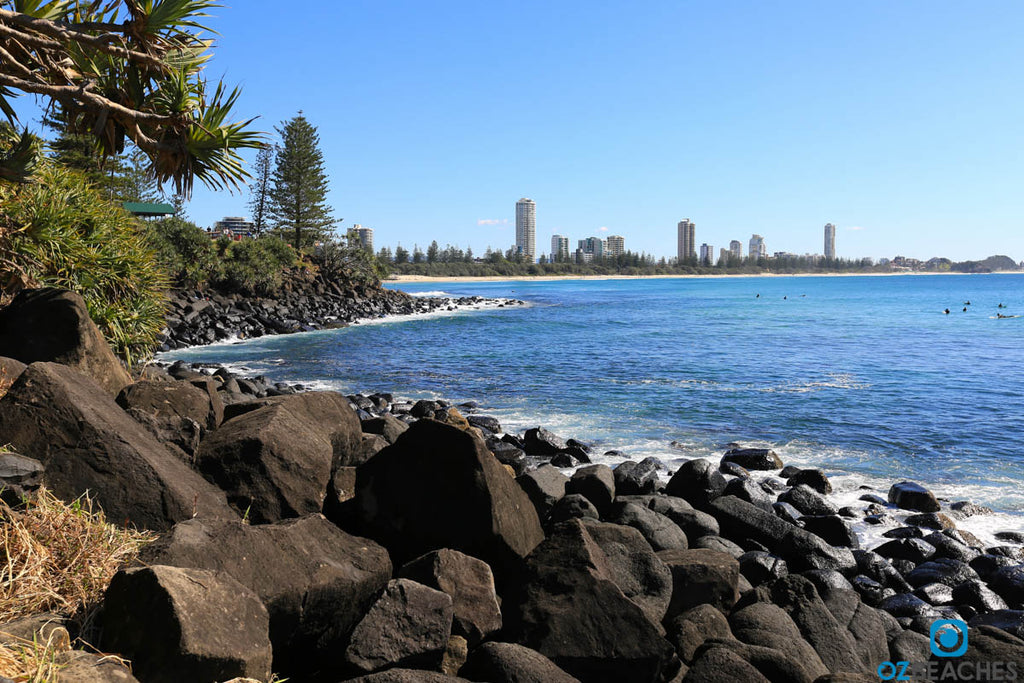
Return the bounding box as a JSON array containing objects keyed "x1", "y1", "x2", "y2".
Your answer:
[{"x1": 122, "y1": 202, "x2": 175, "y2": 218}]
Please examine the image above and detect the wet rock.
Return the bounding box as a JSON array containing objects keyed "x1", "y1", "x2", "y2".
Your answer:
[
  {"x1": 549, "y1": 452, "x2": 579, "y2": 468},
  {"x1": 953, "y1": 579, "x2": 1009, "y2": 614},
  {"x1": 778, "y1": 485, "x2": 838, "y2": 517},
  {"x1": 719, "y1": 461, "x2": 750, "y2": 478},
  {"x1": 466, "y1": 414, "x2": 502, "y2": 434},
  {"x1": 398, "y1": 549, "x2": 502, "y2": 646},
  {"x1": 345, "y1": 579, "x2": 454, "y2": 674},
  {"x1": 905, "y1": 558, "x2": 979, "y2": 588},
  {"x1": 786, "y1": 468, "x2": 832, "y2": 495},
  {"x1": 873, "y1": 538, "x2": 936, "y2": 564},
  {"x1": 720, "y1": 448, "x2": 783, "y2": 471},
  {"x1": 803, "y1": 569, "x2": 854, "y2": 594},
  {"x1": 664, "y1": 459, "x2": 727, "y2": 510},
  {"x1": 878, "y1": 593, "x2": 941, "y2": 619},
  {"x1": 100, "y1": 565, "x2": 272, "y2": 683},
  {"x1": 489, "y1": 441, "x2": 527, "y2": 476},
  {"x1": 853, "y1": 550, "x2": 911, "y2": 592},
  {"x1": 988, "y1": 565, "x2": 1024, "y2": 608},
  {"x1": 0, "y1": 288, "x2": 131, "y2": 394},
  {"x1": 950, "y1": 501, "x2": 994, "y2": 517},
  {"x1": 801, "y1": 515, "x2": 858, "y2": 549},
  {"x1": 523, "y1": 427, "x2": 567, "y2": 455},
  {"x1": 968, "y1": 610, "x2": 1024, "y2": 640},
  {"x1": 851, "y1": 575, "x2": 893, "y2": 607},
  {"x1": 914, "y1": 582, "x2": 955, "y2": 606},
  {"x1": 772, "y1": 502, "x2": 803, "y2": 525},
  {"x1": 888, "y1": 481, "x2": 940, "y2": 512},
  {"x1": 882, "y1": 526, "x2": 923, "y2": 539},
  {"x1": 923, "y1": 531, "x2": 981, "y2": 563},
  {"x1": 723, "y1": 477, "x2": 774, "y2": 512},
  {"x1": 905, "y1": 512, "x2": 957, "y2": 531}
]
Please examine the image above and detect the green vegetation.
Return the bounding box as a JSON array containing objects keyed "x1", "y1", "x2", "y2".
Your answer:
[
  {"x1": 215, "y1": 234, "x2": 298, "y2": 296},
  {"x1": 0, "y1": 2, "x2": 262, "y2": 196},
  {"x1": 248, "y1": 144, "x2": 274, "y2": 235},
  {"x1": 0, "y1": 162, "x2": 169, "y2": 365},
  {"x1": 268, "y1": 114, "x2": 335, "y2": 249}
]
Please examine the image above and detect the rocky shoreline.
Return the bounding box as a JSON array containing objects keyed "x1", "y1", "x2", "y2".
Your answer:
[
  {"x1": 1, "y1": 288, "x2": 1023, "y2": 682},
  {"x1": 160, "y1": 279, "x2": 524, "y2": 351}
]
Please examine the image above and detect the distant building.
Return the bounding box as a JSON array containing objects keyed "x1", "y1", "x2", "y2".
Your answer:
[
  {"x1": 677, "y1": 219, "x2": 696, "y2": 263},
  {"x1": 551, "y1": 234, "x2": 570, "y2": 261},
  {"x1": 729, "y1": 240, "x2": 743, "y2": 259},
  {"x1": 210, "y1": 216, "x2": 254, "y2": 240},
  {"x1": 606, "y1": 235, "x2": 625, "y2": 257},
  {"x1": 515, "y1": 198, "x2": 536, "y2": 261},
  {"x1": 749, "y1": 234, "x2": 767, "y2": 260},
  {"x1": 719, "y1": 247, "x2": 729, "y2": 265},
  {"x1": 578, "y1": 236, "x2": 605, "y2": 259},
  {"x1": 824, "y1": 223, "x2": 836, "y2": 260},
  {"x1": 575, "y1": 248, "x2": 594, "y2": 263},
  {"x1": 699, "y1": 243, "x2": 714, "y2": 266},
  {"x1": 354, "y1": 224, "x2": 374, "y2": 252}
]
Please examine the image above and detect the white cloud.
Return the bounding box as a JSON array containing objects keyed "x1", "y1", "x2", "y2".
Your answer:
[
  {"x1": 847, "y1": 226, "x2": 865, "y2": 231},
  {"x1": 477, "y1": 219, "x2": 508, "y2": 226},
  {"x1": 598, "y1": 226, "x2": 609, "y2": 232}
]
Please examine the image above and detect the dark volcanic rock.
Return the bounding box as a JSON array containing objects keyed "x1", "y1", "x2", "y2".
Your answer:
[
  {"x1": 905, "y1": 558, "x2": 979, "y2": 588},
  {"x1": 508, "y1": 519, "x2": 678, "y2": 683},
  {"x1": 398, "y1": 549, "x2": 502, "y2": 646},
  {"x1": 684, "y1": 646, "x2": 770, "y2": 683},
  {"x1": 614, "y1": 458, "x2": 661, "y2": 495},
  {"x1": 873, "y1": 538, "x2": 936, "y2": 564},
  {"x1": 460, "y1": 642, "x2": 580, "y2": 683},
  {"x1": 547, "y1": 493, "x2": 600, "y2": 525},
  {"x1": 778, "y1": 484, "x2": 838, "y2": 517},
  {"x1": 523, "y1": 427, "x2": 567, "y2": 455},
  {"x1": 723, "y1": 477, "x2": 774, "y2": 512},
  {"x1": 720, "y1": 448, "x2": 783, "y2": 471},
  {"x1": 0, "y1": 362, "x2": 234, "y2": 529},
  {"x1": 657, "y1": 548, "x2": 740, "y2": 617},
  {"x1": 888, "y1": 481, "x2": 941, "y2": 512},
  {"x1": 666, "y1": 603, "x2": 734, "y2": 664},
  {"x1": 489, "y1": 441, "x2": 528, "y2": 475},
  {"x1": 345, "y1": 578, "x2": 454, "y2": 674},
  {"x1": 0, "y1": 288, "x2": 131, "y2": 394},
  {"x1": 648, "y1": 496, "x2": 721, "y2": 539},
  {"x1": 100, "y1": 565, "x2": 272, "y2": 683},
  {"x1": 361, "y1": 414, "x2": 409, "y2": 444},
  {"x1": 728, "y1": 602, "x2": 829, "y2": 680},
  {"x1": 801, "y1": 515, "x2": 859, "y2": 549},
  {"x1": 138, "y1": 514, "x2": 391, "y2": 678},
  {"x1": 516, "y1": 464, "x2": 569, "y2": 520},
  {"x1": 353, "y1": 420, "x2": 544, "y2": 577},
  {"x1": 664, "y1": 458, "x2": 727, "y2": 510},
  {"x1": 786, "y1": 468, "x2": 832, "y2": 494},
  {"x1": 566, "y1": 464, "x2": 616, "y2": 511},
  {"x1": 969, "y1": 610, "x2": 1024, "y2": 640},
  {"x1": 583, "y1": 520, "x2": 673, "y2": 627},
  {"x1": 989, "y1": 565, "x2": 1024, "y2": 608},
  {"x1": 953, "y1": 579, "x2": 1010, "y2": 614},
  {"x1": 0, "y1": 452, "x2": 43, "y2": 505},
  {"x1": 738, "y1": 551, "x2": 788, "y2": 586},
  {"x1": 607, "y1": 501, "x2": 688, "y2": 551},
  {"x1": 117, "y1": 379, "x2": 221, "y2": 432}
]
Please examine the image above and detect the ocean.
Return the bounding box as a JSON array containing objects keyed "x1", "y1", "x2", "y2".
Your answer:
[{"x1": 161, "y1": 274, "x2": 1024, "y2": 546}]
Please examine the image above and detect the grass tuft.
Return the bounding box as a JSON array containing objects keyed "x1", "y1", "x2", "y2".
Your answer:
[
  {"x1": 0, "y1": 488, "x2": 156, "y2": 626},
  {"x1": 0, "y1": 630, "x2": 66, "y2": 682}
]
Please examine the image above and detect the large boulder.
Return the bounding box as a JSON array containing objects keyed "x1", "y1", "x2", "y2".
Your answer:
[
  {"x1": 362, "y1": 413, "x2": 409, "y2": 444},
  {"x1": 517, "y1": 465, "x2": 569, "y2": 520},
  {"x1": 606, "y1": 501, "x2": 688, "y2": 551},
  {"x1": 138, "y1": 514, "x2": 391, "y2": 679},
  {"x1": 614, "y1": 458, "x2": 661, "y2": 496},
  {"x1": 0, "y1": 288, "x2": 131, "y2": 394},
  {"x1": 583, "y1": 519, "x2": 673, "y2": 626},
  {"x1": 344, "y1": 579, "x2": 454, "y2": 675},
  {"x1": 0, "y1": 362, "x2": 234, "y2": 529},
  {"x1": 460, "y1": 642, "x2": 580, "y2": 683},
  {"x1": 117, "y1": 379, "x2": 222, "y2": 431},
  {"x1": 720, "y1": 448, "x2": 783, "y2": 471},
  {"x1": 683, "y1": 646, "x2": 770, "y2": 682},
  {"x1": 352, "y1": 420, "x2": 544, "y2": 577},
  {"x1": 507, "y1": 519, "x2": 679, "y2": 682},
  {"x1": 196, "y1": 399, "x2": 337, "y2": 523},
  {"x1": 100, "y1": 565, "x2": 272, "y2": 683},
  {"x1": 728, "y1": 602, "x2": 829, "y2": 680},
  {"x1": 666, "y1": 603, "x2": 734, "y2": 664},
  {"x1": 888, "y1": 481, "x2": 941, "y2": 512},
  {"x1": 398, "y1": 549, "x2": 503, "y2": 646},
  {"x1": 657, "y1": 548, "x2": 740, "y2": 617},
  {"x1": 664, "y1": 459, "x2": 727, "y2": 510},
  {"x1": 0, "y1": 451, "x2": 43, "y2": 505},
  {"x1": 0, "y1": 356, "x2": 26, "y2": 387},
  {"x1": 566, "y1": 464, "x2": 616, "y2": 511}
]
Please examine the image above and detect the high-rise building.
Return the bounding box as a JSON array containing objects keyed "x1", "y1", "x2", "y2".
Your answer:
[
  {"x1": 353, "y1": 224, "x2": 374, "y2": 252},
  {"x1": 606, "y1": 235, "x2": 625, "y2": 257},
  {"x1": 824, "y1": 223, "x2": 836, "y2": 260},
  {"x1": 551, "y1": 234, "x2": 570, "y2": 261},
  {"x1": 729, "y1": 240, "x2": 743, "y2": 260},
  {"x1": 515, "y1": 198, "x2": 536, "y2": 261},
  {"x1": 749, "y1": 234, "x2": 767, "y2": 260},
  {"x1": 699, "y1": 243, "x2": 714, "y2": 266},
  {"x1": 677, "y1": 219, "x2": 696, "y2": 263},
  {"x1": 578, "y1": 236, "x2": 605, "y2": 258},
  {"x1": 719, "y1": 247, "x2": 729, "y2": 265},
  {"x1": 212, "y1": 217, "x2": 254, "y2": 240}
]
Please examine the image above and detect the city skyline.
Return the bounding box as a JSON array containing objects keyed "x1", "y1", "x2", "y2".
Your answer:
[{"x1": 15, "y1": 2, "x2": 1022, "y2": 261}]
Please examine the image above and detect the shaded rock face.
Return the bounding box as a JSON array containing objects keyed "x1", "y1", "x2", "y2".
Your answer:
[
  {"x1": 507, "y1": 519, "x2": 679, "y2": 683},
  {"x1": 0, "y1": 452, "x2": 43, "y2": 505},
  {"x1": 721, "y1": 448, "x2": 783, "y2": 471},
  {"x1": 460, "y1": 642, "x2": 581, "y2": 683},
  {"x1": 664, "y1": 459, "x2": 727, "y2": 510},
  {"x1": 117, "y1": 380, "x2": 222, "y2": 432},
  {"x1": 138, "y1": 515, "x2": 392, "y2": 680},
  {"x1": 0, "y1": 288, "x2": 131, "y2": 394},
  {"x1": 657, "y1": 548, "x2": 740, "y2": 617},
  {"x1": 888, "y1": 481, "x2": 941, "y2": 512},
  {"x1": 352, "y1": 420, "x2": 544, "y2": 577},
  {"x1": 728, "y1": 602, "x2": 830, "y2": 680},
  {"x1": 398, "y1": 549, "x2": 502, "y2": 646},
  {"x1": 345, "y1": 579, "x2": 454, "y2": 675},
  {"x1": 0, "y1": 362, "x2": 234, "y2": 530},
  {"x1": 196, "y1": 401, "x2": 334, "y2": 523},
  {"x1": 100, "y1": 565, "x2": 272, "y2": 683},
  {"x1": 516, "y1": 464, "x2": 569, "y2": 520}
]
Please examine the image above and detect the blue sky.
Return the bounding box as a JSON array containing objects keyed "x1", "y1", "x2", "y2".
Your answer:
[{"x1": 13, "y1": 1, "x2": 1024, "y2": 261}]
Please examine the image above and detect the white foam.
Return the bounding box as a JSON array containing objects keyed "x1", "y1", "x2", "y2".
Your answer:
[{"x1": 407, "y1": 290, "x2": 450, "y2": 297}]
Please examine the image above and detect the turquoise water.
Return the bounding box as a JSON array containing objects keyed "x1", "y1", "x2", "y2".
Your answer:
[{"x1": 163, "y1": 274, "x2": 1024, "y2": 530}]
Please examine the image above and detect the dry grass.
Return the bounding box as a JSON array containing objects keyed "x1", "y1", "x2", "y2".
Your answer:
[
  {"x1": 0, "y1": 365, "x2": 12, "y2": 402},
  {"x1": 0, "y1": 630, "x2": 66, "y2": 682},
  {"x1": 0, "y1": 488, "x2": 156, "y2": 626}
]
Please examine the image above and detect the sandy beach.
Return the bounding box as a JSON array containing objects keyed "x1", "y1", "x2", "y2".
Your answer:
[{"x1": 386, "y1": 271, "x2": 989, "y2": 284}]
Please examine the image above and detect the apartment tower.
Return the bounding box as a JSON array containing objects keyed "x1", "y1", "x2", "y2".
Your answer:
[
  {"x1": 354, "y1": 224, "x2": 374, "y2": 252},
  {"x1": 729, "y1": 240, "x2": 743, "y2": 259},
  {"x1": 749, "y1": 234, "x2": 766, "y2": 260},
  {"x1": 824, "y1": 223, "x2": 836, "y2": 260},
  {"x1": 551, "y1": 234, "x2": 570, "y2": 261},
  {"x1": 606, "y1": 235, "x2": 625, "y2": 257},
  {"x1": 515, "y1": 198, "x2": 536, "y2": 260},
  {"x1": 699, "y1": 243, "x2": 714, "y2": 266},
  {"x1": 677, "y1": 219, "x2": 696, "y2": 263}
]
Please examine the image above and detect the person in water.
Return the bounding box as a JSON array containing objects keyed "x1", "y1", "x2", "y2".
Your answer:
[{"x1": 944, "y1": 308, "x2": 950, "y2": 314}]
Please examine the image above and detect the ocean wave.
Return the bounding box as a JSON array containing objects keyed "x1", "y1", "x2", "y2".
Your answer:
[{"x1": 407, "y1": 290, "x2": 450, "y2": 297}]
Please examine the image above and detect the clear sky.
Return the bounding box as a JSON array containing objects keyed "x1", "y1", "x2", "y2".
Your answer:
[{"x1": 14, "y1": 1, "x2": 1024, "y2": 261}]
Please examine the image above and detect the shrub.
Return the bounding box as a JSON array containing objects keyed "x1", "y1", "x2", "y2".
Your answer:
[
  {"x1": 215, "y1": 235, "x2": 297, "y2": 295},
  {"x1": 0, "y1": 165, "x2": 169, "y2": 364},
  {"x1": 150, "y1": 216, "x2": 219, "y2": 289}
]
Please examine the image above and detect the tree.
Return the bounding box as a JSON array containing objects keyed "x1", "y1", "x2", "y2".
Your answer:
[
  {"x1": 464, "y1": 246, "x2": 474, "y2": 262},
  {"x1": 427, "y1": 240, "x2": 439, "y2": 263},
  {"x1": 247, "y1": 144, "x2": 273, "y2": 235},
  {"x1": 412, "y1": 245, "x2": 424, "y2": 263},
  {"x1": 0, "y1": 2, "x2": 262, "y2": 195},
  {"x1": 394, "y1": 245, "x2": 410, "y2": 264},
  {"x1": 267, "y1": 113, "x2": 334, "y2": 250}
]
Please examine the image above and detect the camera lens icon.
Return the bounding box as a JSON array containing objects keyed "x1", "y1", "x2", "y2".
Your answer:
[{"x1": 930, "y1": 619, "x2": 968, "y2": 657}]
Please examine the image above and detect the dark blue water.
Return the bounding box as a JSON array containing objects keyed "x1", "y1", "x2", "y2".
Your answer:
[{"x1": 163, "y1": 274, "x2": 1024, "y2": 538}]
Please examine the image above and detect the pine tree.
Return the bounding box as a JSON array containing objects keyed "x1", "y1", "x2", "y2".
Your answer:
[
  {"x1": 248, "y1": 144, "x2": 274, "y2": 235},
  {"x1": 427, "y1": 240, "x2": 439, "y2": 263},
  {"x1": 268, "y1": 113, "x2": 334, "y2": 249},
  {"x1": 395, "y1": 245, "x2": 410, "y2": 264}
]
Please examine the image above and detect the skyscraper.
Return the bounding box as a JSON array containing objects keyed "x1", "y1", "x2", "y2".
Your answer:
[
  {"x1": 354, "y1": 224, "x2": 374, "y2": 252},
  {"x1": 749, "y1": 234, "x2": 766, "y2": 260},
  {"x1": 824, "y1": 223, "x2": 836, "y2": 260},
  {"x1": 729, "y1": 240, "x2": 743, "y2": 260},
  {"x1": 677, "y1": 219, "x2": 695, "y2": 263},
  {"x1": 606, "y1": 235, "x2": 625, "y2": 257},
  {"x1": 551, "y1": 234, "x2": 569, "y2": 261},
  {"x1": 719, "y1": 247, "x2": 729, "y2": 265},
  {"x1": 515, "y1": 198, "x2": 536, "y2": 260},
  {"x1": 578, "y1": 236, "x2": 605, "y2": 258},
  {"x1": 700, "y1": 243, "x2": 714, "y2": 266}
]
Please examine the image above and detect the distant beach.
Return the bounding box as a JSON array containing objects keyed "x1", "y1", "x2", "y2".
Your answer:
[{"x1": 387, "y1": 271, "x2": 999, "y2": 283}]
